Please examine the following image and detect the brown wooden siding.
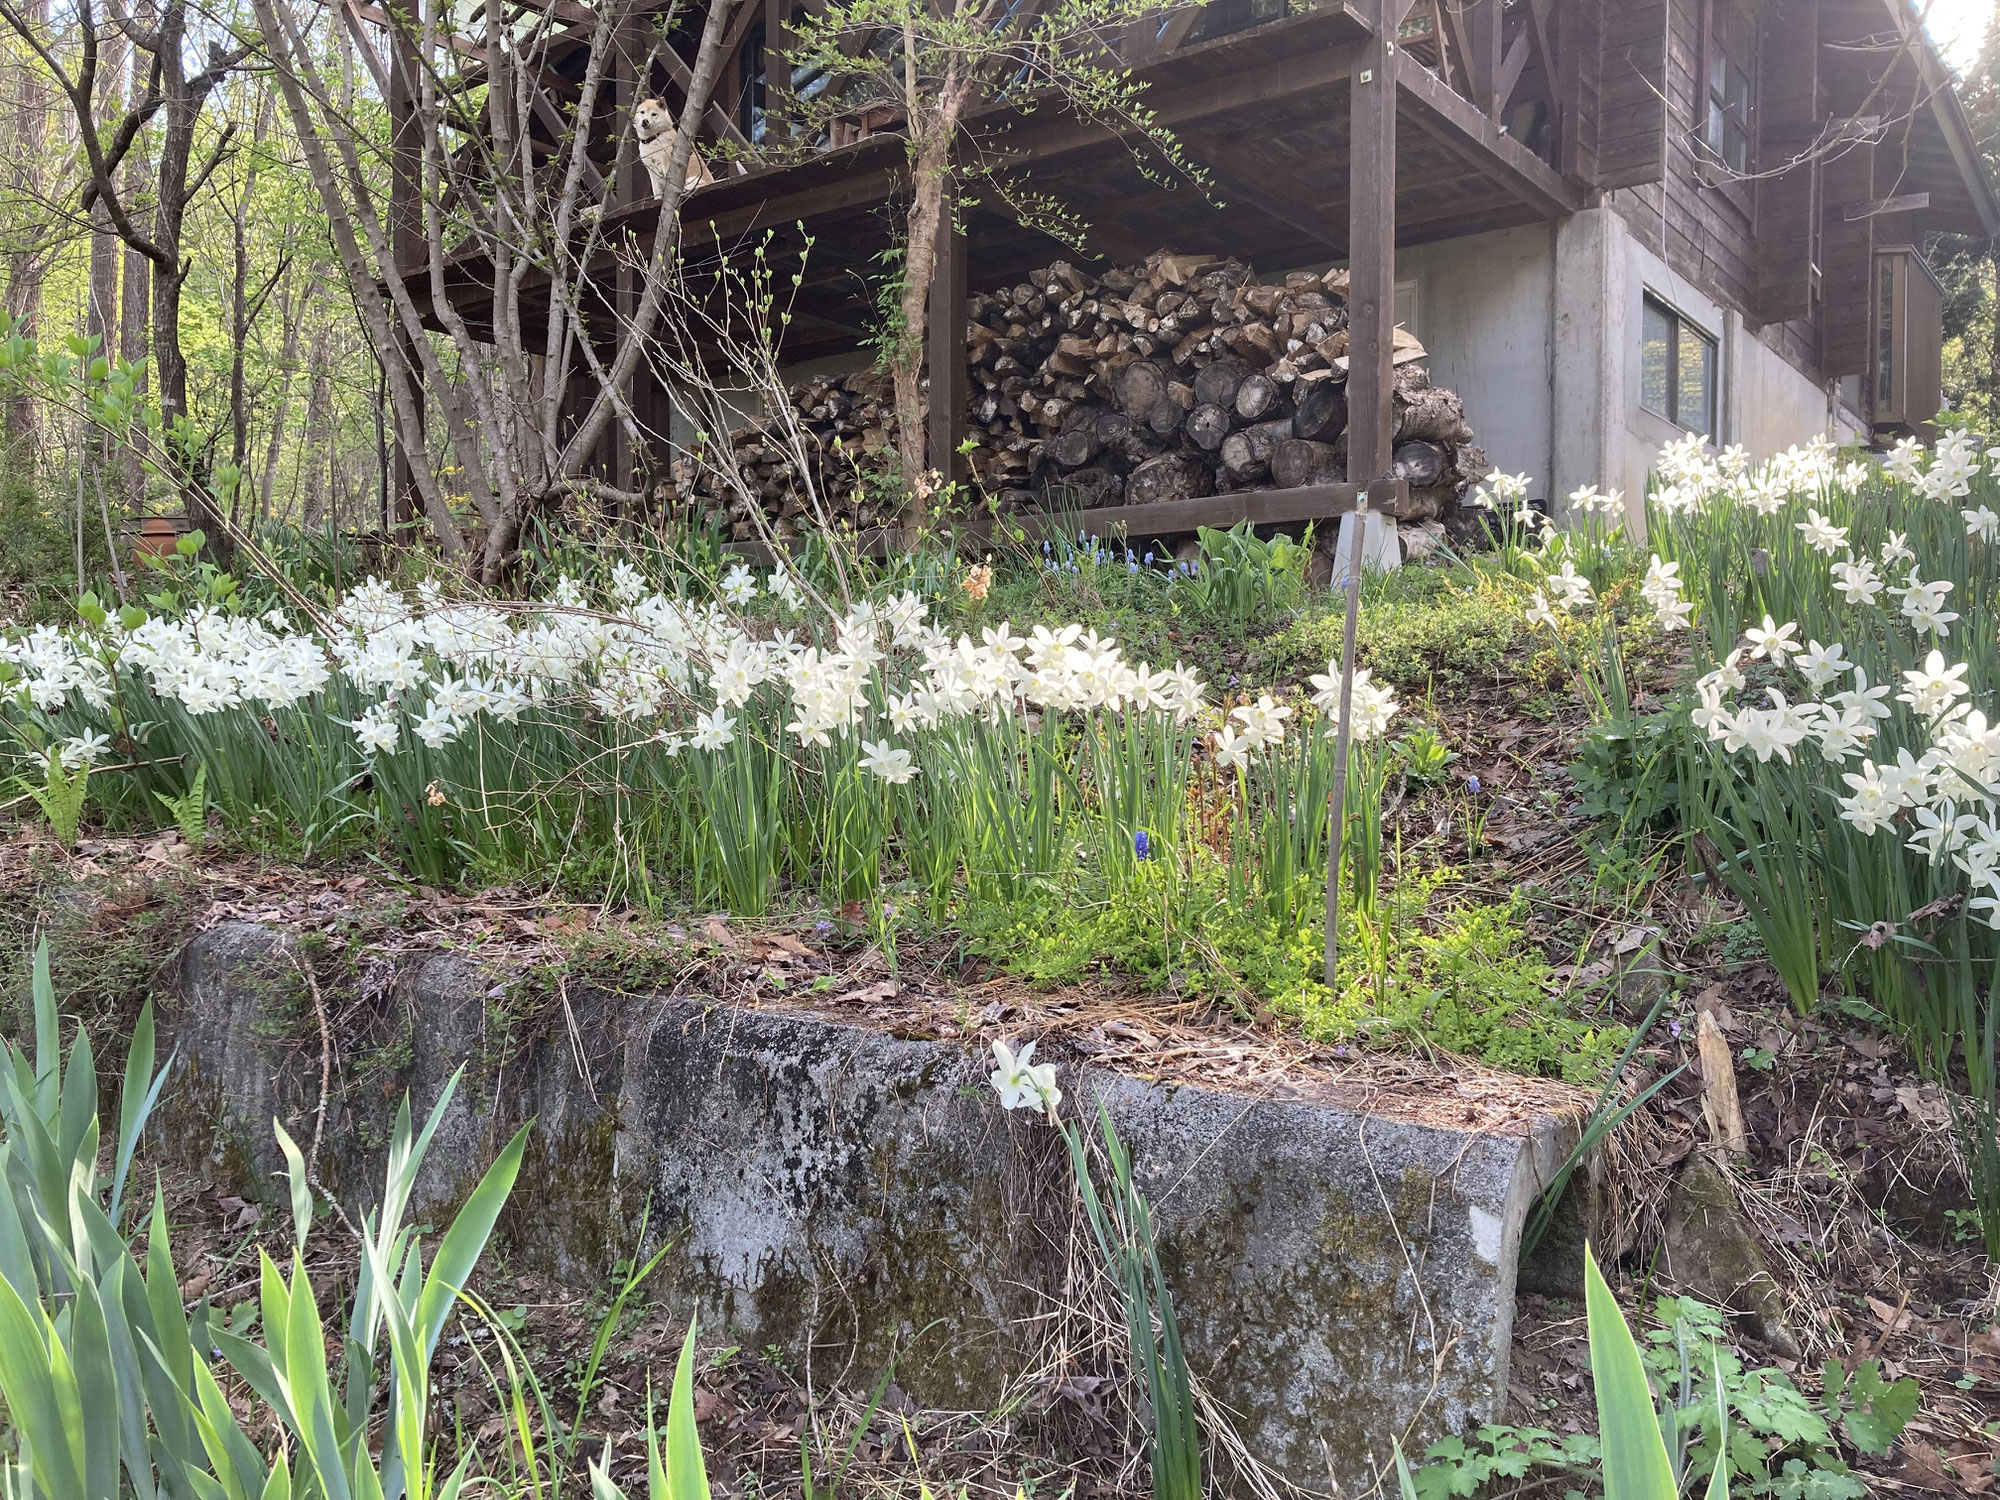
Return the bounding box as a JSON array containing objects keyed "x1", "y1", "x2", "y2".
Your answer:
[
  {"x1": 1755, "y1": 0, "x2": 1818, "y2": 323},
  {"x1": 1819, "y1": 143, "x2": 1877, "y2": 376},
  {"x1": 1606, "y1": 0, "x2": 1827, "y2": 394},
  {"x1": 1596, "y1": 0, "x2": 1668, "y2": 187}
]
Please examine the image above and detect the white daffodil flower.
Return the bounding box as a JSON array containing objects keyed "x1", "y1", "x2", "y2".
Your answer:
[
  {"x1": 859, "y1": 738, "x2": 917, "y2": 784},
  {"x1": 1744, "y1": 616, "x2": 1800, "y2": 665},
  {"x1": 989, "y1": 1039, "x2": 1061, "y2": 1113}
]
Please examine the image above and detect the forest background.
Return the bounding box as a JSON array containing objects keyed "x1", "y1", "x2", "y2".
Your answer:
[{"x1": 3, "y1": 0, "x2": 2000, "y2": 602}]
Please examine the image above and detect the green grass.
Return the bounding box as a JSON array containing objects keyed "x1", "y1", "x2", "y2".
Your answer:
[
  {"x1": 959, "y1": 861, "x2": 1325, "y2": 1016},
  {"x1": 1295, "y1": 886, "x2": 1630, "y2": 1083},
  {"x1": 978, "y1": 542, "x2": 1545, "y2": 706}
]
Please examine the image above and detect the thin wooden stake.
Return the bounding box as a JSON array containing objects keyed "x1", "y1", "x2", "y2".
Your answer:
[
  {"x1": 1328, "y1": 0, "x2": 1397, "y2": 989},
  {"x1": 1324, "y1": 499, "x2": 1369, "y2": 988}
]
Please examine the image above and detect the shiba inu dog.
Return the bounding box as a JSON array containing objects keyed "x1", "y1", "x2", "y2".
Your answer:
[{"x1": 634, "y1": 98, "x2": 714, "y2": 198}]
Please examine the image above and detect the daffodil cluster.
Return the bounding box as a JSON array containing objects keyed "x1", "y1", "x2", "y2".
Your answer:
[
  {"x1": 5, "y1": 562, "x2": 1369, "y2": 800},
  {"x1": 1648, "y1": 431, "x2": 1866, "y2": 518},
  {"x1": 1642, "y1": 428, "x2": 2000, "y2": 928}
]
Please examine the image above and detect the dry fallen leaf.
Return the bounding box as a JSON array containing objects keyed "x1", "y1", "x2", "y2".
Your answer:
[{"x1": 1866, "y1": 1294, "x2": 1913, "y2": 1335}]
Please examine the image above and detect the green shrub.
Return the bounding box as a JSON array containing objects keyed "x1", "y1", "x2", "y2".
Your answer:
[
  {"x1": 1407, "y1": 1282, "x2": 1915, "y2": 1500},
  {"x1": 960, "y1": 861, "x2": 1322, "y2": 1015}
]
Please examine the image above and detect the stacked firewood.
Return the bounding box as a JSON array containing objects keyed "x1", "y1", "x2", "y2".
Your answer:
[
  {"x1": 669, "y1": 369, "x2": 903, "y2": 540},
  {"x1": 666, "y1": 249, "x2": 1486, "y2": 538},
  {"x1": 962, "y1": 249, "x2": 1484, "y2": 520}
]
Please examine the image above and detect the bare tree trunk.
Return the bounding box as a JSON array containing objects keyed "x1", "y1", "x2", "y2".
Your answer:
[
  {"x1": 260, "y1": 278, "x2": 306, "y2": 516},
  {"x1": 0, "y1": 0, "x2": 251, "y2": 528},
  {"x1": 87, "y1": 32, "x2": 126, "y2": 357},
  {"x1": 228, "y1": 87, "x2": 276, "y2": 495},
  {"x1": 3, "y1": 0, "x2": 50, "y2": 450},
  {"x1": 302, "y1": 317, "x2": 332, "y2": 526},
  {"x1": 253, "y1": 0, "x2": 730, "y2": 582},
  {"x1": 891, "y1": 133, "x2": 950, "y2": 504},
  {"x1": 121, "y1": 53, "x2": 152, "y2": 509},
  {"x1": 884, "y1": 24, "x2": 969, "y2": 510}
]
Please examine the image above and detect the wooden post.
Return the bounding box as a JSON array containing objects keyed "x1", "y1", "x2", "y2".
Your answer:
[
  {"x1": 1467, "y1": 0, "x2": 1503, "y2": 119},
  {"x1": 1346, "y1": 32, "x2": 1396, "y2": 487},
  {"x1": 926, "y1": 190, "x2": 969, "y2": 492},
  {"x1": 607, "y1": 2, "x2": 649, "y2": 510},
  {"x1": 387, "y1": 1, "x2": 423, "y2": 276},
  {"x1": 387, "y1": 0, "x2": 424, "y2": 530},
  {"x1": 1327, "y1": 0, "x2": 1398, "y2": 989}
]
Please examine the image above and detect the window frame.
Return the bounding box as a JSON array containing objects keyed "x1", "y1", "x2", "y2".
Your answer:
[
  {"x1": 1639, "y1": 294, "x2": 1720, "y2": 436},
  {"x1": 1697, "y1": 0, "x2": 1756, "y2": 176}
]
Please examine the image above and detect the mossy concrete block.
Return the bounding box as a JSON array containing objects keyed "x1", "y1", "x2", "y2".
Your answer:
[
  {"x1": 160, "y1": 922, "x2": 1569, "y2": 1494},
  {"x1": 1662, "y1": 1156, "x2": 1800, "y2": 1359}
]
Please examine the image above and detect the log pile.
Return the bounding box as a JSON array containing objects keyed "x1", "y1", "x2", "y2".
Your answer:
[
  {"x1": 671, "y1": 369, "x2": 904, "y2": 540},
  {"x1": 670, "y1": 248, "x2": 1486, "y2": 539},
  {"x1": 961, "y1": 249, "x2": 1485, "y2": 521}
]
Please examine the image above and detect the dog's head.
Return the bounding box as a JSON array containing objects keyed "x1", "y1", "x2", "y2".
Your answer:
[{"x1": 634, "y1": 98, "x2": 674, "y2": 141}]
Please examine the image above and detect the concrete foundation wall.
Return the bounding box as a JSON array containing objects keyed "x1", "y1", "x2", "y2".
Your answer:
[
  {"x1": 161, "y1": 923, "x2": 1567, "y2": 1496},
  {"x1": 1396, "y1": 225, "x2": 1557, "y2": 497},
  {"x1": 1544, "y1": 207, "x2": 1864, "y2": 534}
]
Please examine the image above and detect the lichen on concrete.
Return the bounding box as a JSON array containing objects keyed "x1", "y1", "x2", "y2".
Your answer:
[{"x1": 157, "y1": 920, "x2": 1566, "y2": 1495}]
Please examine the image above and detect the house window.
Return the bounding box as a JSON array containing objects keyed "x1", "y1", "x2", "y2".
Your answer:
[
  {"x1": 1641, "y1": 295, "x2": 1717, "y2": 433},
  {"x1": 1703, "y1": 0, "x2": 1754, "y2": 172}
]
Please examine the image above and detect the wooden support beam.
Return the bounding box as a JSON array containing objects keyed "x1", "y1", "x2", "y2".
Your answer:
[
  {"x1": 1465, "y1": 0, "x2": 1502, "y2": 117},
  {"x1": 1494, "y1": 29, "x2": 1529, "y2": 116},
  {"x1": 350, "y1": 1, "x2": 486, "y2": 58},
  {"x1": 584, "y1": 15, "x2": 1371, "y2": 249},
  {"x1": 655, "y1": 42, "x2": 755, "y2": 151},
  {"x1": 338, "y1": 0, "x2": 392, "y2": 96},
  {"x1": 987, "y1": 481, "x2": 1410, "y2": 542},
  {"x1": 987, "y1": 32, "x2": 1368, "y2": 164},
  {"x1": 1396, "y1": 58, "x2": 1582, "y2": 216},
  {"x1": 1122, "y1": 3, "x2": 1202, "y2": 66},
  {"x1": 1845, "y1": 192, "x2": 1930, "y2": 220},
  {"x1": 386, "y1": 4, "x2": 425, "y2": 277},
  {"x1": 1521, "y1": 0, "x2": 1557, "y2": 113},
  {"x1": 1198, "y1": 143, "x2": 1347, "y2": 253},
  {"x1": 1347, "y1": 4, "x2": 1396, "y2": 486},
  {"x1": 677, "y1": 164, "x2": 903, "y2": 247},
  {"x1": 927, "y1": 191, "x2": 969, "y2": 488}
]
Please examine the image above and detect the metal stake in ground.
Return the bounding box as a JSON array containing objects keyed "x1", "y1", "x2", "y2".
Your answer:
[{"x1": 1323, "y1": 496, "x2": 1369, "y2": 989}]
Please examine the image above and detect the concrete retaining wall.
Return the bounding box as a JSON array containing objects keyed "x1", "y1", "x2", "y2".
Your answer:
[{"x1": 162, "y1": 922, "x2": 1566, "y2": 1494}]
